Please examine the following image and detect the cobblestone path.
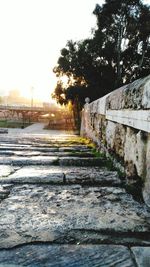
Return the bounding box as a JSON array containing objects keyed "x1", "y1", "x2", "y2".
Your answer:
[{"x1": 0, "y1": 131, "x2": 150, "y2": 266}]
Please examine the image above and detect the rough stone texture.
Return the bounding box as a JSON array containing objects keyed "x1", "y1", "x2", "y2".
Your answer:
[
  {"x1": 143, "y1": 136, "x2": 150, "y2": 206},
  {"x1": 124, "y1": 128, "x2": 148, "y2": 178},
  {"x1": 0, "y1": 156, "x2": 105, "y2": 167},
  {"x1": 0, "y1": 129, "x2": 149, "y2": 266},
  {"x1": 106, "y1": 121, "x2": 126, "y2": 158},
  {"x1": 59, "y1": 146, "x2": 90, "y2": 152},
  {"x1": 0, "y1": 156, "x2": 59, "y2": 166},
  {"x1": 0, "y1": 146, "x2": 59, "y2": 152},
  {"x1": 106, "y1": 110, "x2": 150, "y2": 132},
  {"x1": 0, "y1": 166, "x2": 121, "y2": 186},
  {"x1": 0, "y1": 165, "x2": 15, "y2": 177},
  {"x1": 0, "y1": 128, "x2": 8, "y2": 133},
  {"x1": 0, "y1": 184, "x2": 149, "y2": 248},
  {"x1": 131, "y1": 247, "x2": 150, "y2": 267},
  {"x1": 142, "y1": 79, "x2": 150, "y2": 109},
  {"x1": 107, "y1": 75, "x2": 150, "y2": 110},
  {"x1": 81, "y1": 75, "x2": 150, "y2": 206},
  {"x1": 0, "y1": 150, "x2": 95, "y2": 158},
  {"x1": 0, "y1": 245, "x2": 135, "y2": 267},
  {"x1": 59, "y1": 157, "x2": 106, "y2": 167},
  {"x1": 65, "y1": 167, "x2": 121, "y2": 185}
]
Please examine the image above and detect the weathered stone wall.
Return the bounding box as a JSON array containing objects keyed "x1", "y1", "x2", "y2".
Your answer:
[{"x1": 80, "y1": 75, "x2": 150, "y2": 206}]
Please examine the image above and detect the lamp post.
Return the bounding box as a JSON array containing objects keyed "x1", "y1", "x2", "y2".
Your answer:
[{"x1": 30, "y1": 86, "x2": 34, "y2": 108}]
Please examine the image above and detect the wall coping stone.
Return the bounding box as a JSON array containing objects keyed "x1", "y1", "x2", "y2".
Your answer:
[{"x1": 85, "y1": 75, "x2": 150, "y2": 132}]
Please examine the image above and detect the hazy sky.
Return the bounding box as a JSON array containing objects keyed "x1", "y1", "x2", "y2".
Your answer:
[
  {"x1": 0, "y1": 0, "x2": 149, "y2": 101},
  {"x1": 0, "y1": 0, "x2": 103, "y2": 101}
]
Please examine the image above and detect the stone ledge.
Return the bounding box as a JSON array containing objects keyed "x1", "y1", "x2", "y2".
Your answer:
[
  {"x1": 107, "y1": 75, "x2": 150, "y2": 110},
  {"x1": 0, "y1": 128, "x2": 8, "y2": 134},
  {"x1": 106, "y1": 110, "x2": 150, "y2": 133}
]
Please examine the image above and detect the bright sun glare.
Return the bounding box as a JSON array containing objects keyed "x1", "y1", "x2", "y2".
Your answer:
[
  {"x1": 0, "y1": 0, "x2": 148, "y2": 102},
  {"x1": 0, "y1": 0, "x2": 101, "y2": 102}
]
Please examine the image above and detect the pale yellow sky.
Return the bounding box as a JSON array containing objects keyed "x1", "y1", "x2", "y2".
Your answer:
[
  {"x1": 0, "y1": 0, "x2": 102, "y2": 101},
  {"x1": 0, "y1": 0, "x2": 149, "y2": 102}
]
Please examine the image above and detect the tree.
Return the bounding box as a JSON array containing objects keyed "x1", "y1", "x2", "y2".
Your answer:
[
  {"x1": 52, "y1": 0, "x2": 150, "y2": 112},
  {"x1": 93, "y1": 0, "x2": 150, "y2": 86}
]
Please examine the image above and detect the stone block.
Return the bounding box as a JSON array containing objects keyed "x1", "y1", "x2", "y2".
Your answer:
[
  {"x1": 0, "y1": 185, "x2": 149, "y2": 248},
  {"x1": 131, "y1": 247, "x2": 150, "y2": 267},
  {"x1": 107, "y1": 75, "x2": 150, "y2": 110},
  {"x1": 0, "y1": 245, "x2": 134, "y2": 267},
  {"x1": 143, "y1": 136, "x2": 150, "y2": 206},
  {"x1": 81, "y1": 74, "x2": 150, "y2": 206}
]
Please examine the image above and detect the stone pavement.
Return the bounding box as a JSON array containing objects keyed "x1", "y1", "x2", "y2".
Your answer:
[{"x1": 0, "y1": 127, "x2": 150, "y2": 266}]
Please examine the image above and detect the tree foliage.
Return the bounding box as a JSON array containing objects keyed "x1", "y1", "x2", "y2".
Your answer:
[{"x1": 52, "y1": 0, "x2": 150, "y2": 109}]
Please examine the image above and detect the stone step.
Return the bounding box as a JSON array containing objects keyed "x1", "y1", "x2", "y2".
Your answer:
[
  {"x1": 131, "y1": 247, "x2": 150, "y2": 267},
  {"x1": 0, "y1": 156, "x2": 59, "y2": 166},
  {"x1": 0, "y1": 150, "x2": 95, "y2": 158},
  {"x1": 0, "y1": 165, "x2": 16, "y2": 177},
  {"x1": 0, "y1": 128, "x2": 8, "y2": 134},
  {"x1": 0, "y1": 244, "x2": 138, "y2": 267},
  {"x1": 0, "y1": 132, "x2": 150, "y2": 267},
  {"x1": 0, "y1": 143, "x2": 90, "y2": 149},
  {"x1": 0, "y1": 157, "x2": 106, "y2": 167},
  {"x1": 0, "y1": 136, "x2": 79, "y2": 145},
  {"x1": 0, "y1": 184, "x2": 149, "y2": 249},
  {"x1": 0, "y1": 146, "x2": 59, "y2": 152},
  {"x1": 59, "y1": 157, "x2": 106, "y2": 167},
  {"x1": 0, "y1": 166, "x2": 121, "y2": 186},
  {"x1": 58, "y1": 146, "x2": 90, "y2": 151},
  {"x1": 0, "y1": 145, "x2": 92, "y2": 153}
]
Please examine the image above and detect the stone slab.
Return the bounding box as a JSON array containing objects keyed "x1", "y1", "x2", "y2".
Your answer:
[
  {"x1": 106, "y1": 75, "x2": 150, "y2": 110},
  {"x1": 0, "y1": 157, "x2": 59, "y2": 166},
  {"x1": 0, "y1": 245, "x2": 134, "y2": 267},
  {"x1": 30, "y1": 147, "x2": 59, "y2": 152},
  {"x1": 0, "y1": 150, "x2": 94, "y2": 158},
  {"x1": 0, "y1": 128, "x2": 8, "y2": 134},
  {"x1": 59, "y1": 157, "x2": 106, "y2": 166},
  {"x1": 0, "y1": 165, "x2": 15, "y2": 177},
  {"x1": 65, "y1": 167, "x2": 120, "y2": 185},
  {"x1": 59, "y1": 146, "x2": 90, "y2": 152},
  {"x1": 0, "y1": 166, "x2": 64, "y2": 184},
  {"x1": 0, "y1": 146, "x2": 59, "y2": 152},
  {"x1": 106, "y1": 110, "x2": 150, "y2": 133},
  {"x1": 0, "y1": 185, "x2": 149, "y2": 248},
  {"x1": 0, "y1": 151, "x2": 15, "y2": 156},
  {"x1": 0, "y1": 185, "x2": 10, "y2": 200},
  {"x1": 131, "y1": 247, "x2": 150, "y2": 267},
  {"x1": 0, "y1": 166, "x2": 120, "y2": 186},
  {"x1": 0, "y1": 157, "x2": 105, "y2": 167}
]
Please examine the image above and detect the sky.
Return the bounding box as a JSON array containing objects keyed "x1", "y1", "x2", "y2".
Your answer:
[
  {"x1": 0, "y1": 0, "x2": 104, "y2": 101},
  {"x1": 0, "y1": 0, "x2": 149, "y2": 102}
]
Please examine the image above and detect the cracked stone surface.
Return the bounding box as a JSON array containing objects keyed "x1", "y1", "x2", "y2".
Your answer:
[
  {"x1": 0, "y1": 184, "x2": 150, "y2": 249},
  {"x1": 0, "y1": 245, "x2": 135, "y2": 267},
  {"x1": 0, "y1": 156, "x2": 59, "y2": 166},
  {"x1": 0, "y1": 128, "x2": 149, "y2": 266},
  {"x1": 131, "y1": 247, "x2": 150, "y2": 267},
  {"x1": 0, "y1": 156, "x2": 105, "y2": 167},
  {"x1": 0, "y1": 166, "x2": 121, "y2": 186}
]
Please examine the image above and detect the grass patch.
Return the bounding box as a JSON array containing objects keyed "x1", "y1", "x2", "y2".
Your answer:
[
  {"x1": 104, "y1": 158, "x2": 126, "y2": 178},
  {"x1": 92, "y1": 148, "x2": 106, "y2": 158},
  {"x1": 66, "y1": 136, "x2": 126, "y2": 177},
  {"x1": 92, "y1": 147, "x2": 126, "y2": 178},
  {"x1": 70, "y1": 137, "x2": 96, "y2": 148},
  {"x1": 0, "y1": 120, "x2": 32, "y2": 129}
]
